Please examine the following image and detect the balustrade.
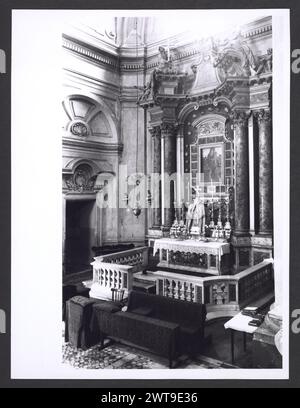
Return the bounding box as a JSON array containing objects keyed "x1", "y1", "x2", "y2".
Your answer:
[
  {"x1": 155, "y1": 259, "x2": 274, "y2": 317},
  {"x1": 90, "y1": 247, "x2": 148, "y2": 300},
  {"x1": 95, "y1": 246, "x2": 148, "y2": 272}
]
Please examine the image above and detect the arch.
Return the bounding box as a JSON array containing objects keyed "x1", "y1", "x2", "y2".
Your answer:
[
  {"x1": 64, "y1": 158, "x2": 113, "y2": 175},
  {"x1": 191, "y1": 113, "x2": 226, "y2": 129},
  {"x1": 177, "y1": 102, "x2": 199, "y2": 124},
  {"x1": 62, "y1": 90, "x2": 119, "y2": 143},
  {"x1": 177, "y1": 99, "x2": 231, "y2": 125}
]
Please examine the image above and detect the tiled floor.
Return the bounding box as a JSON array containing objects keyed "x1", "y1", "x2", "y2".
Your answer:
[
  {"x1": 62, "y1": 318, "x2": 248, "y2": 370},
  {"x1": 62, "y1": 340, "x2": 236, "y2": 370}
]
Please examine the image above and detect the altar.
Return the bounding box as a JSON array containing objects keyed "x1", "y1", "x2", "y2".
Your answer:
[{"x1": 153, "y1": 238, "x2": 231, "y2": 276}]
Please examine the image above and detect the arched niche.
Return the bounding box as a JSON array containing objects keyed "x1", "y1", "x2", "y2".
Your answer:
[{"x1": 183, "y1": 112, "x2": 233, "y2": 192}]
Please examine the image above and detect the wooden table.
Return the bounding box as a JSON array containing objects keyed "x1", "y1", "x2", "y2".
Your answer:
[{"x1": 224, "y1": 313, "x2": 258, "y2": 365}]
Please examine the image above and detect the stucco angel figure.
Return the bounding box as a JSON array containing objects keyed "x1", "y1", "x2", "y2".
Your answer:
[{"x1": 157, "y1": 45, "x2": 174, "y2": 72}]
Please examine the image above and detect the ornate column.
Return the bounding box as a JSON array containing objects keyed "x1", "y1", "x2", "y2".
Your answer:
[
  {"x1": 149, "y1": 126, "x2": 162, "y2": 228},
  {"x1": 232, "y1": 111, "x2": 250, "y2": 236},
  {"x1": 161, "y1": 122, "x2": 177, "y2": 229},
  {"x1": 255, "y1": 109, "x2": 273, "y2": 235},
  {"x1": 176, "y1": 124, "x2": 184, "y2": 219}
]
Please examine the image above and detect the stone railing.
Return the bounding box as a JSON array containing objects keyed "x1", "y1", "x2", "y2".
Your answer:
[
  {"x1": 94, "y1": 246, "x2": 148, "y2": 272},
  {"x1": 90, "y1": 246, "x2": 148, "y2": 300},
  {"x1": 90, "y1": 261, "x2": 135, "y2": 300},
  {"x1": 155, "y1": 259, "x2": 274, "y2": 319}
]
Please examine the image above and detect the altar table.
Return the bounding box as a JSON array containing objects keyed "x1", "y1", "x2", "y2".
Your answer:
[{"x1": 153, "y1": 238, "x2": 230, "y2": 275}]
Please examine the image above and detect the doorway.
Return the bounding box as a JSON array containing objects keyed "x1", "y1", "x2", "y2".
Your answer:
[{"x1": 64, "y1": 199, "x2": 96, "y2": 275}]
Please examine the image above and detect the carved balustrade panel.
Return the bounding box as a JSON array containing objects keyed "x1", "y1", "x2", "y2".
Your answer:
[
  {"x1": 154, "y1": 259, "x2": 274, "y2": 310},
  {"x1": 238, "y1": 262, "x2": 274, "y2": 304},
  {"x1": 164, "y1": 278, "x2": 195, "y2": 302}
]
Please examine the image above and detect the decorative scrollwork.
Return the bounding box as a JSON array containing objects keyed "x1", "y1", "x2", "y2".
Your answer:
[
  {"x1": 63, "y1": 164, "x2": 97, "y2": 192},
  {"x1": 198, "y1": 120, "x2": 225, "y2": 137},
  {"x1": 70, "y1": 122, "x2": 88, "y2": 137}
]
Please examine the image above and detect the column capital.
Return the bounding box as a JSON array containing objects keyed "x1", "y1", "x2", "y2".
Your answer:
[
  {"x1": 253, "y1": 109, "x2": 272, "y2": 125},
  {"x1": 160, "y1": 122, "x2": 177, "y2": 137},
  {"x1": 149, "y1": 125, "x2": 161, "y2": 138},
  {"x1": 229, "y1": 110, "x2": 251, "y2": 128}
]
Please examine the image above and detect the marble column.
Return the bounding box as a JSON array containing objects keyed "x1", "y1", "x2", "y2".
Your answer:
[
  {"x1": 248, "y1": 114, "x2": 255, "y2": 235},
  {"x1": 176, "y1": 124, "x2": 184, "y2": 220},
  {"x1": 150, "y1": 126, "x2": 162, "y2": 228},
  {"x1": 255, "y1": 109, "x2": 273, "y2": 235},
  {"x1": 161, "y1": 122, "x2": 177, "y2": 229},
  {"x1": 232, "y1": 111, "x2": 250, "y2": 236}
]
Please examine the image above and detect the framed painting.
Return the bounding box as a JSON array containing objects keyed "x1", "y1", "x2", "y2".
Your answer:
[{"x1": 199, "y1": 143, "x2": 225, "y2": 184}]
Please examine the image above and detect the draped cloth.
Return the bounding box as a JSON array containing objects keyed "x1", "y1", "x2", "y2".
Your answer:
[
  {"x1": 65, "y1": 296, "x2": 98, "y2": 349},
  {"x1": 153, "y1": 238, "x2": 230, "y2": 262}
]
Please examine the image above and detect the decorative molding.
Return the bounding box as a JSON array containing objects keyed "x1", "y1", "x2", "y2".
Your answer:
[
  {"x1": 197, "y1": 120, "x2": 225, "y2": 138},
  {"x1": 63, "y1": 137, "x2": 123, "y2": 154},
  {"x1": 250, "y1": 91, "x2": 269, "y2": 106},
  {"x1": 242, "y1": 21, "x2": 272, "y2": 40},
  {"x1": 63, "y1": 163, "x2": 98, "y2": 193},
  {"x1": 63, "y1": 18, "x2": 272, "y2": 74},
  {"x1": 62, "y1": 35, "x2": 119, "y2": 70},
  {"x1": 70, "y1": 121, "x2": 89, "y2": 137},
  {"x1": 120, "y1": 60, "x2": 145, "y2": 71}
]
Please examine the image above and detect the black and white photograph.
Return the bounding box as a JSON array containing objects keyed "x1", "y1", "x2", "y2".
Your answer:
[{"x1": 10, "y1": 8, "x2": 290, "y2": 381}]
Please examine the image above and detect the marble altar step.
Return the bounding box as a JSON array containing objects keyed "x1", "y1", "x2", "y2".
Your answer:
[{"x1": 148, "y1": 266, "x2": 211, "y2": 278}]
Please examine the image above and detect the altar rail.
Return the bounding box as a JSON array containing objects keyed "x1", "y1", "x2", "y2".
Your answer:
[
  {"x1": 90, "y1": 246, "x2": 148, "y2": 300},
  {"x1": 93, "y1": 246, "x2": 148, "y2": 272},
  {"x1": 155, "y1": 259, "x2": 274, "y2": 318}
]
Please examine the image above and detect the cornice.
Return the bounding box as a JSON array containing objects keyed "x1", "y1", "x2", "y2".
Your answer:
[
  {"x1": 63, "y1": 137, "x2": 123, "y2": 154},
  {"x1": 242, "y1": 17, "x2": 272, "y2": 39},
  {"x1": 63, "y1": 35, "x2": 119, "y2": 71}
]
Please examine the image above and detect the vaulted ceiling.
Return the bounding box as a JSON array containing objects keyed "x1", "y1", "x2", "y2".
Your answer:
[{"x1": 64, "y1": 11, "x2": 272, "y2": 50}]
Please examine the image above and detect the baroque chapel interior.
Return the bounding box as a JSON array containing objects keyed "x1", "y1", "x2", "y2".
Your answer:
[{"x1": 62, "y1": 14, "x2": 283, "y2": 370}]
